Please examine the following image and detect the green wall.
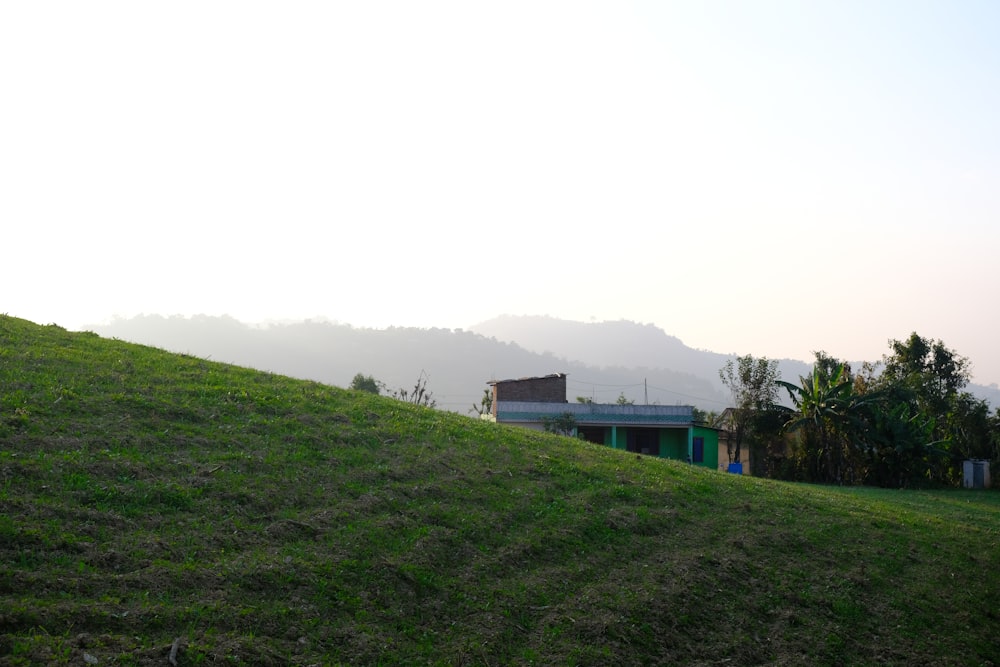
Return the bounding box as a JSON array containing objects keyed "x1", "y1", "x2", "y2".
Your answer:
[
  {"x1": 593, "y1": 426, "x2": 718, "y2": 470},
  {"x1": 659, "y1": 428, "x2": 688, "y2": 460},
  {"x1": 692, "y1": 425, "x2": 719, "y2": 469}
]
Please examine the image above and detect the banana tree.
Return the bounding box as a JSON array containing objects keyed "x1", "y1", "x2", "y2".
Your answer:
[{"x1": 777, "y1": 359, "x2": 869, "y2": 483}]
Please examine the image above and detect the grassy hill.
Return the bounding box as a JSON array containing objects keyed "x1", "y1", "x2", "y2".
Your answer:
[{"x1": 1, "y1": 315, "x2": 998, "y2": 666}]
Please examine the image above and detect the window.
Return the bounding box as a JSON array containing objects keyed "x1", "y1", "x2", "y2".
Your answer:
[{"x1": 692, "y1": 436, "x2": 704, "y2": 463}]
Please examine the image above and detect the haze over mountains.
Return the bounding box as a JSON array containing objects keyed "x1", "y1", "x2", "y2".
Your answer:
[
  {"x1": 87, "y1": 314, "x2": 1000, "y2": 413},
  {"x1": 469, "y1": 316, "x2": 811, "y2": 383}
]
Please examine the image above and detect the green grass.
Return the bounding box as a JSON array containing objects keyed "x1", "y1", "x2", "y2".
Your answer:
[{"x1": 1, "y1": 314, "x2": 998, "y2": 666}]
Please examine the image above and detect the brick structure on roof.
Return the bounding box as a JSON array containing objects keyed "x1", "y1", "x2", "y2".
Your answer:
[{"x1": 488, "y1": 373, "x2": 567, "y2": 408}]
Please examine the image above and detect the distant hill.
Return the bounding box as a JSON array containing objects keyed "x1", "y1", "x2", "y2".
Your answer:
[
  {"x1": 469, "y1": 316, "x2": 703, "y2": 369},
  {"x1": 87, "y1": 314, "x2": 1000, "y2": 410},
  {"x1": 86, "y1": 315, "x2": 731, "y2": 412},
  {"x1": 470, "y1": 315, "x2": 1000, "y2": 408},
  {"x1": 469, "y1": 315, "x2": 813, "y2": 392}
]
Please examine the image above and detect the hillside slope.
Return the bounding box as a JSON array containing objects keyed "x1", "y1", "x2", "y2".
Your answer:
[{"x1": 1, "y1": 316, "x2": 998, "y2": 665}]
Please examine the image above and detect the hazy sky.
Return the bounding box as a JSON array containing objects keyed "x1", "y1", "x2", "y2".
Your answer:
[{"x1": 4, "y1": 1, "x2": 1000, "y2": 386}]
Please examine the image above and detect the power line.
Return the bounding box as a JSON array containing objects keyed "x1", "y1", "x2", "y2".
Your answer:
[
  {"x1": 569, "y1": 377, "x2": 730, "y2": 406},
  {"x1": 646, "y1": 384, "x2": 730, "y2": 406},
  {"x1": 566, "y1": 379, "x2": 645, "y2": 389}
]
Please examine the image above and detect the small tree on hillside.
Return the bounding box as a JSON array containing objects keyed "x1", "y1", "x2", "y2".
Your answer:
[
  {"x1": 720, "y1": 355, "x2": 780, "y2": 465},
  {"x1": 350, "y1": 373, "x2": 381, "y2": 395}
]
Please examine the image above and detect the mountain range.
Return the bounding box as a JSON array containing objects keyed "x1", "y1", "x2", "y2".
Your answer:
[{"x1": 86, "y1": 314, "x2": 1000, "y2": 412}]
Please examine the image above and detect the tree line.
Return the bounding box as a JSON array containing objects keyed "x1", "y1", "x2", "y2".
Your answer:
[{"x1": 721, "y1": 332, "x2": 999, "y2": 487}]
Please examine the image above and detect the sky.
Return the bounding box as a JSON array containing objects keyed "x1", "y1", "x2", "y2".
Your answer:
[{"x1": 3, "y1": 1, "x2": 1000, "y2": 386}]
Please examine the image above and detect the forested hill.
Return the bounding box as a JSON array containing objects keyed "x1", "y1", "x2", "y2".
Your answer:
[
  {"x1": 87, "y1": 314, "x2": 1000, "y2": 411},
  {"x1": 469, "y1": 315, "x2": 813, "y2": 391},
  {"x1": 86, "y1": 315, "x2": 731, "y2": 412},
  {"x1": 470, "y1": 315, "x2": 1000, "y2": 409}
]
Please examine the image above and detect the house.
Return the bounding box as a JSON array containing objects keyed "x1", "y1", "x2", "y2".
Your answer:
[
  {"x1": 489, "y1": 373, "x2": 721, "y2": 470},
  {"x1": 712, "y1": 407, "x2": 752, "y2": 474},
  {"x1": 713, "y1": 407, "x2": 797, "y2": 477}
]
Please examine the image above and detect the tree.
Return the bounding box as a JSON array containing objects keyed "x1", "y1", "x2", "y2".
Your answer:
[
  {"x1": 778, "y1": 355, "x2": 866, "y2": 483},
  {"x1": 349, "y1": 373, "x2": 381, "y2": 395},
  {"x1": 878, "y1": 333, "x2": 978, "y2": 483},
  {"x1": 862, "y1": 400, "x2": 942, "y2": 488},
  {"x1": 946, "y1": 393, "x2": 995, "y2": 462},
  {"x1": 883, "y1": 333, "x2": 970, "y2": 395},
  {"x1": 616, "y1": 392, "x2": 635, "y2": 406},
  {"x1": 719, "y1": 355, "x2": 780, "y2": 465},
  {"x1": 746, "y1": 405, "x2": 791, "y2": 478},
  {"x1": 692, "y1": 407, "x2": 718, "y2": 425},
  {"x1": 542, "y1": 412, "x2": 577, "y2": 436},
  {"x1": 777, "y1": 352, "x2": 901, "y2": 484}
]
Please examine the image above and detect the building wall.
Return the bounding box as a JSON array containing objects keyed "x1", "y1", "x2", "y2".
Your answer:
[
  {"x1": 693, "y1": 426, "x2": 719, "y2": 470},
  {"x1": 660, "y1": 429, "x2": 688, "y2": 460},
  {"x1": 716, "y1": 429, "x2": 752, "y2": 473},
  {"x1": 517, "y1": 417, "x2": 722, "y2": 471},
  {"x1": 491, "y1": 374, "x2": 567, "y2": 406},
  {"x1": 614, "y1": 427, "x2": 717, "y2": 469}
]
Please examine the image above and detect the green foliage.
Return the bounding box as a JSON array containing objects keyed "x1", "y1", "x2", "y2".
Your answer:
[
  {"x1": 615, "y1": 392, "x2": 635, "y2": 405},
  {"x1": 746, "y1": 405, "x2": 790, "y2": 477},
  {"x1": 691, "y1": 406, "x2": 710, "y2": 423},
  {"x1": 862, "y1": 401, "x2": 943, "y2": 488},
  {"x1": 349, "y1": 372, "x2": 381, "y2": 394},
  {"x1": 541, "y1": 411, "x2": 577, "y2": 436},
  {"x1": 877, "y1": 333, "x2": 986, "y2": 483},
  {"x1": 719, "y1": 355, "x2": 780, "y2": 464},
  {"x1": 883, "y1": 332, "x2": 970, "y2": 398},
  {"x1": 779, "y1": 354, "x2": 860, "y2": 483},
  {"x1": 774, "y1": 338, "x2": 996, "y2": 488},
  {"x1": 777, "y1": 353, "x2": 907, "y2": 485}
]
